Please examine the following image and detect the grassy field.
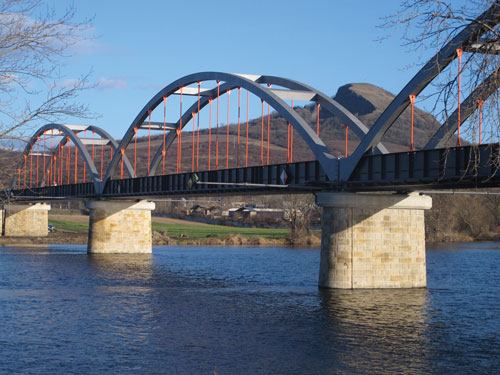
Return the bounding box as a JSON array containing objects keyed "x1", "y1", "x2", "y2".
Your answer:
[
  {"x1": 48, "y1": 216, "x2": 289, "y2": 243},
  {"x1": 48, "y1": 219, "x2": 89, "y2": 233},
  {"x1": 151, "y1": 221, "x2": 288, "y2": 241}
]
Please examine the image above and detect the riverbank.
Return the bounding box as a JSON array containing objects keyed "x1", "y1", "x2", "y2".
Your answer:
[
  {"x1": 2, "y1": 213, "x2": 494, "y2": 248},
  {"x1": 0, "y1": 214, "x2": 321, "y2": 247}
]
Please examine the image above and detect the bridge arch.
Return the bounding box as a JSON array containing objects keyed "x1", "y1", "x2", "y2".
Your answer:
[
  {"x1": 340, "y1": 2, "x2": 500, "y2": 181},
  {"x1": 104, "y1": 72, "x2": 388, "y2": 190},
  {"x1": 9, "y1": 123, "x2": 133, "y2": 195}
]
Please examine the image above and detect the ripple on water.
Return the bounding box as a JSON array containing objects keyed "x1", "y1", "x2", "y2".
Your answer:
[{"x1": 0, "y1": 244, "x2": 499, "y2": 374}]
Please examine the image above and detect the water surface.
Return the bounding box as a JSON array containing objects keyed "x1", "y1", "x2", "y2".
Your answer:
[{"x1": 0, "y1": 243, "x2": 499, "y2": 374}]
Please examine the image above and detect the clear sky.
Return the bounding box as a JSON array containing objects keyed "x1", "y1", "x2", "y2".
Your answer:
[{"x1": 54, "y1": 0, "x2": 421, "y2": 138}]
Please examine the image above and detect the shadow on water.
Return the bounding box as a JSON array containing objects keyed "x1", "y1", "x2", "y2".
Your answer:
[{"x1": 318, "y1": 288, "x2": 432, "y2": 374}]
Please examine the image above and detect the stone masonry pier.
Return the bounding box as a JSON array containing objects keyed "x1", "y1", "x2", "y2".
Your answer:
[
  {"x1": 86, "y1": 200, "x2": 155, "y2": 254},
  {"x1": 316, "y1": 192, "x2": 432, "y2": 289},
  {"x1": 1, "y1": 203, "x2": 51, "y2": 237}
]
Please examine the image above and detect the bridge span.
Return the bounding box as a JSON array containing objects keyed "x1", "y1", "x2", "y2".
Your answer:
[{"x1": 3, "y1": 3, "x2": 500, "y2": 290}]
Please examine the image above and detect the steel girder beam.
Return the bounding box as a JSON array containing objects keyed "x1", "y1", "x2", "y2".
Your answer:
[{"x1": 340, "y1": 2, "x2": 500, "y2": 181}]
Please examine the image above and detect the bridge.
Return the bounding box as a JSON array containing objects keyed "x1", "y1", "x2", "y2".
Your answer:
[{"x1": 2, "y1": 3, "x2": 500, "y2": 289}]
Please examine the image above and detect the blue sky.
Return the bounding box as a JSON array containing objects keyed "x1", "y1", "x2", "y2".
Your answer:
[{"x1": 56, "y1": 0, "x2": 421, "y2": 138}]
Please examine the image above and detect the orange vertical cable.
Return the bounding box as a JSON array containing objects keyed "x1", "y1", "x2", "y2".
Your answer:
[
  {"x1": 246, "y1": 90, "x2": 249, "y2": 167},
  {"x1": 43, "y1": 132, "x2": 46, "y2": 186},
  {"x1": 409, "y1": 94, "x2": 416, "y2": 151},
  {"x1": 53, "y1": 155, "x2": 57, "y2": 185},
  {"x1": 287, "y1": 122, "x2": 290, "y2": 162},
  {"x1": 83, "y1": 131, "x2": 86, "y2": 183},
  {"x1": 208, "y1": 98, "x2": 213, "y2": 170},
  {"x1": 163, "y1": 96, "x2": 167, "y2": 175},
  {"x1": 57, "y1": 131, "x2": 61, "y2": 184},
  {"x1": 30, "y1": 147, "x2": 33, "y2": 187},
  {"x1": 179, "y1": 128, "x2": 182, "y2": 172},
  {"x1": 196, "y1": 82, "x2": 201, "y2": 171},
  {"x1": 226, "y1": 89, "x2": 231, "y2": 168},
  {"x1": 36, "y1": 136, "x2": 39, "y2": 186},
  {"x1": 216, "y1": 81, "x2": 220, "y2": 170},
  {"x1": 477, "y1": 100, "x2": 484, "y2": 144},
  {"x1": 100, "y1": 144, "x2": 103, "y2": 181},
  {"x1": 50, "y1": 130, "x2": 53, "y2": 184},
  {"x1": 92, "y1": 131, "x2": 95, "y2": 164},
  {"x1": 74, "y1": 147, "x2": 78, "y2": 184},
  {"x1": 134, "y1": 127, "x2": 138, "y2": 177},
  {"x1": 60, "y1": 143, "x2": 64, "y2": 185},
  {"x1": 316, "y1": 103, "x2": 320, "y2": 136},
  {"x1": 175, "y1": 129, "x2": 181, "y2": 173},
  {"x1": 267, "y1": 84, "x2": 272, "y2": 165},
  {"x1": 120, "y1": 148, "x2": 125, "y2": 179},
  {"x1": 61, "y1": 140, "x2": 65, "y2": 185},
  {"x1": 59, "y1": 142, "x2": 63, "y2": 185},
  {"x1": 178, "y1": 86, "x2": 184, "y2": 173},
  {"x1": 192, "y1": 112, "x2": 196, "y2": 172},
  {"x1": 110, "y1": 146, "x2": 113, "y2": 161},
  {"x1": 345, "y1": 124, "x2": 349, "y2": 157},
  {"x1": 23, "y1": 154, "x2": 27, "y2": 188},
  {"x1": 67, "y1": 138, "x2": 71, "y2": 184},
  {"x1": 237, "y1": 87, "x2": 241, "y2": 168},
  {"x1": 267, "y1": 102, "x2": 270, "y2": 165},
  {"x1": 457, "y1": 48, "x2": 463, "y2": 147},
  {"x1": 148, "y1": 109, "x2": 152, "y2": 175},
  {"x1": 261, "y1": 99, "x2": 264, "y2": 165},
  {"x1": 291, "y1": 100, "x2": 294, "y2": 163}
]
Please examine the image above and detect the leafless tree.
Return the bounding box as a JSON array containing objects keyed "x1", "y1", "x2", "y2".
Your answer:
[
  {"x1": 278, "y1": 194, "x2": 320, "y2": 241},
  {"x1": 383, "y1": 0, "x2": 500, "y2": 147},
  {"x1": 0, "y1": 0, "x2": 94, "y2": 189}
]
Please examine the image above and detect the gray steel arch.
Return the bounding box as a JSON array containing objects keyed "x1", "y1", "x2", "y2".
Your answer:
[
  {"x1": 8, "y1": 123, "x2": 129, "y2": 195},
  {"x1": 340, "y1": 1, "x2": 500, "y2": 181},
  {"x1": 104, "y1": 71, "x2": 358, "y2": 190},
  {"x1": 257, "y1": 75, "x2": 389, "y2": 153},
  {"x1": 148, "y1": 75, "x2": 388, "y2": 175},
  {"x1": 424, "y1": 69, "x2": 500, "y2": 149},
  {"x1": 52, "y1": 125, "x2": 135, "y2": 182}
]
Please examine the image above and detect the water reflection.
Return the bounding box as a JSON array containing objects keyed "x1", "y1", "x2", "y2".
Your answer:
[
  {"x1": 87, "y1": 254, "x2": 153, "y2": 282},
  {"x1": 319, "y1": 288, "x2": 431, "y2": 374}
]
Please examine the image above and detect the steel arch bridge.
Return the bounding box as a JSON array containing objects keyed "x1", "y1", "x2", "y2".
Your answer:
[{"x1": 7, "y1": 2, "x2": 500, "y2": 201}]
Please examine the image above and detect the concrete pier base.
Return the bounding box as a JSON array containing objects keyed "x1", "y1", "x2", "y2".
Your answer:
[
  {"x1": 2, "y1": 203, "x2": 51, "y2": 237},
  {"x1": 316, "y1": 192, "x2": 432, "y2": 289},
  {"x1": 86, "y1": 200, "x2": 155, "y2": 254}
]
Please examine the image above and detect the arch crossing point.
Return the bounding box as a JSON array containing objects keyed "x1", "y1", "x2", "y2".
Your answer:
[
  {"x1": 9, "y1": 123, "x2": 133, "y2": 195},
  {"x1": 341, "y1": 2, "x2": 500, "y2": 181},
  {"x1": 105, "y1": 72, "x2": 389, "y2": 191}
]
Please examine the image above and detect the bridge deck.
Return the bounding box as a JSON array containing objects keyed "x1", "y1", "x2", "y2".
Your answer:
[{"x1": 7, "y1": 144, "x2": 500, "y2": 201}]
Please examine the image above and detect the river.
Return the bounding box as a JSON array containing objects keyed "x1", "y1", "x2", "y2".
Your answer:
[{"x1": 0, "y1": 242, "x2": 499, "y2": 374}]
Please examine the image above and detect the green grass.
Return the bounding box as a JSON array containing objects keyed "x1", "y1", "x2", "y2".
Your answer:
[
  {"x1": 48, "y1": 217, "x2": 288, "y2": 240},
  {"x1": 48, "y1": 219, "x2": 89, "y2": 233},
  {"x1": 151, "y1": 222, "x2": 288, "y2": 240}
]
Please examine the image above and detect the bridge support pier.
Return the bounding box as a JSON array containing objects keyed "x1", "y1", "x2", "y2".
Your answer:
[
  {"x1": 86, "y1": 200, "x2": 155, "y2": 254},
  {"x1": 1, "y1": 203, "x2": 51, "y2": 237},
  {"x1": 316, "y1": 192, "x2": 432, "y2": 289}
]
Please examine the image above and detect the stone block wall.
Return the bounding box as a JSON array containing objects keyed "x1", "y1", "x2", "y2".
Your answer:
[
  {"x1": 2, "y1": 203, "x2": 50, "y2": 237},
  {"x1": 317, "y1": 193, "x2": 431, "y2": 289},
  {"x1": 87, "y1": 200, "x2": 155, "y2": 254}
]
